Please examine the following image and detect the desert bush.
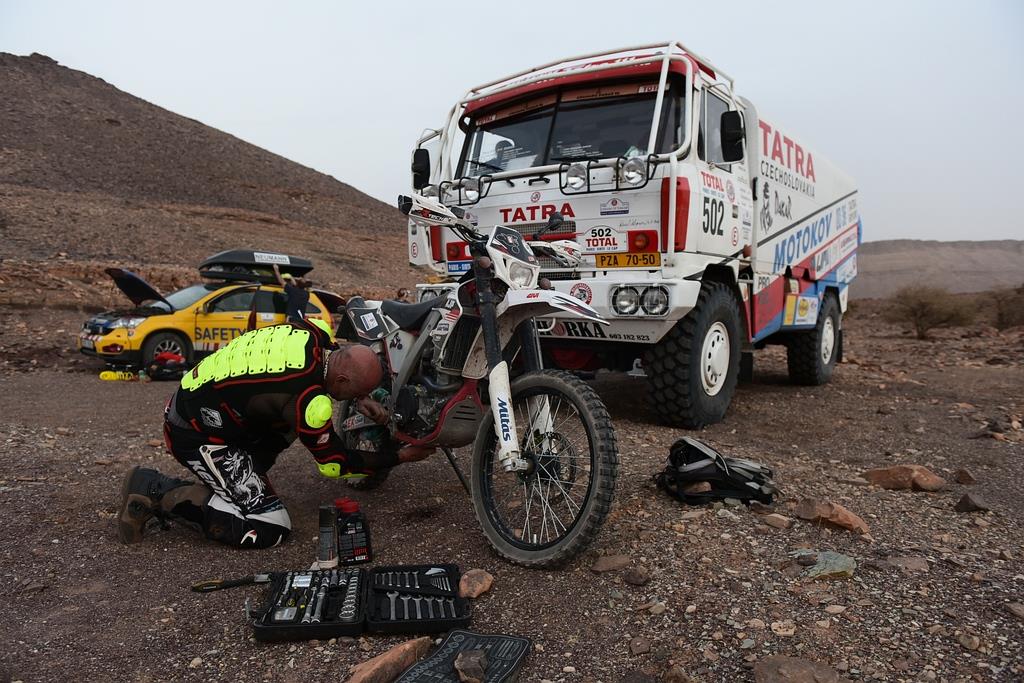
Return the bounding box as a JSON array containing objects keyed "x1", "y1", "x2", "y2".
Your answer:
[
  {"x1": 883, "y1": 286, "x2": 976, "y2": 339},
  {"x1": 992, "y1": 283, "x2": 1024, "y2": 330}
]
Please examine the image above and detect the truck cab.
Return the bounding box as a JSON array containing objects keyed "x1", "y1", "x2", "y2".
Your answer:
[{"x1": 408, "y1": 42, "x2": 860, "y2": 427}]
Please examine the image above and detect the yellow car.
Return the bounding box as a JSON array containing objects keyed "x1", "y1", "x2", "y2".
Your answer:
[{"x1": 79, "y1": 252, "x2": 342, "y2": 367}]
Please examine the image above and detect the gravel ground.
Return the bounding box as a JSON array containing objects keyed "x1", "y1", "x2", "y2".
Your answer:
[{"x1": 0, "y1": 308, "x2": 1021, "y2": 682}]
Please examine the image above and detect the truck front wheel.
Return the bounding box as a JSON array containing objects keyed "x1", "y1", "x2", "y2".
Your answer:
[
  {"x1": 786, "y1": 293, "x2": 840, "y2": 385},
  {"x1": 644, "y1": 281, "x2": 742, "y2": 428}
]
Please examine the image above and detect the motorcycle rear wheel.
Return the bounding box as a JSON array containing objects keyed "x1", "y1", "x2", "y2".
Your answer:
[{"x1": 470, "y1": 369, "x2": 618, "y2": 568}]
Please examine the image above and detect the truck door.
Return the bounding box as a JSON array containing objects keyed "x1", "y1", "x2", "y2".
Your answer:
[{"x1": 695, "y1": 90, "x2": 753, "y2": 260}]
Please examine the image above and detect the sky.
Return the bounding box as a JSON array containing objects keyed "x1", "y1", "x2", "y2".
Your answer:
[{"x1": 1, "y1": 0, "x2": 1022, "y2": 242}]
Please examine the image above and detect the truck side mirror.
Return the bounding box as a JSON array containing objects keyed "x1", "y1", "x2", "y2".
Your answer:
[
  {"x1": 411, "y1": 148, "x2": 431, "y2": 190},
  {"x1": 397, "y1": 195, "x2": 413, "y2": 215},
  {"x1": 720, "y1": 110, "x2": 745, "y2": 163}
]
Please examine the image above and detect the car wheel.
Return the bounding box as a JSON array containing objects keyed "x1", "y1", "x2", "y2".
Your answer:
[{"x1": 141, "y1": 332, "x2": 192, "y2": 365}]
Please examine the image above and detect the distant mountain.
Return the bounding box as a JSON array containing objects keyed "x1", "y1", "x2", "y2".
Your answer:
[
  {"x1": 853, "y1": 239, "x2": 1024, "y2": 299},
  {"x1": 0, "y1": 52, "x2": 418, "y2": 307}
]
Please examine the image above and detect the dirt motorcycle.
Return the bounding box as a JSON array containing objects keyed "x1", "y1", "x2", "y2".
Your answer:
[{"x1": 333, "y1": 193, "x2": 619, "y2": 567}]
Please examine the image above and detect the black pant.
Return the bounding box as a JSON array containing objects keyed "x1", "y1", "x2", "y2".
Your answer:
[{"x1": 164, "y1": 423, "x2": 292, "y2": 548}]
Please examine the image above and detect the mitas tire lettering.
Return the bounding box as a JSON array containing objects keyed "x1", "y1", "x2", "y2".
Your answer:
[{"x1": 497, "y1": 398, "x2": 512, "y2": 442}]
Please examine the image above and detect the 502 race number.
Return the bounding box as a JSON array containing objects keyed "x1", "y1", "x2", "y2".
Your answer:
[{"x1": 702, "y1": 197, "x2": 725, "y2": 236}]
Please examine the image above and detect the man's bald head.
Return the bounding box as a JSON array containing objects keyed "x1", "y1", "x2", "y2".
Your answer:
[{"x1": 325, "y1": 344, "x2": 383, "y2": 400}]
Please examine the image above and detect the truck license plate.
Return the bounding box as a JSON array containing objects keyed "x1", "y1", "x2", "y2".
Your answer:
[
  {"x1": 81, "y1": 338, "x2": 94, "y2": 350},
  {"x1": 595, "y1": 252, "x2": 661, "y2": 269}
]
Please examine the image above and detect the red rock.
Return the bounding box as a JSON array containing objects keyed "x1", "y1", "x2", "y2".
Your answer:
[
  {"x1": 762, "y1": 513, "x2": 793, "y2": 529},
  {"x1": 347, "y1": 637, "x2": 431, "y2": 683},
  {"x1": 590, "y1": 554, "x2": 631, "y2": 573},
  {"x1": 753, "y1": 655, "x2": 845, "y2": 683},
  {"x1": 458, "y1": 569, "x2": 494, "y2": 599},
  {"x1": 862, "y1": 465, "x2": 946, "y2": 491},
  {"x1": 794, "y1": 499, "x2": 870, "y2": 535},
  {"x1": 954, "y1": 468, "x2": 977, "y2": 485}
]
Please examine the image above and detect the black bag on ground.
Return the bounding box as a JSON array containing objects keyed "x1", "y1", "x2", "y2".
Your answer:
[{"x1": 655, "y1": 437, "x2": 778, "y2": 505}]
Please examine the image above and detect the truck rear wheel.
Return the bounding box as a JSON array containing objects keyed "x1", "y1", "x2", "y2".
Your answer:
[
  {"x1": 787, "y1": 293, "x2": 839, "y2": 385},
  {"x1": 644, "y1": 281, "x2": 741, "y2": 428}
]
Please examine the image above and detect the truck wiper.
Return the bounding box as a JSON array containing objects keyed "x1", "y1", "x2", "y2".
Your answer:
[{"x1": 467, "y1": 159, "x2": 503, "y2": 173}]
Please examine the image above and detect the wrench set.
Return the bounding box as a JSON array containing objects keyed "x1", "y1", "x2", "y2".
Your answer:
[
  {"x1": 251, "y1": 564, "x2": 468, "y2": 641},
  {"x1": 366, "y1": 564, "x2": 469, "y2": 634}
]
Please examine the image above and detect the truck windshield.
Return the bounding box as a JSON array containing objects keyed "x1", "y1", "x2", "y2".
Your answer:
[{"x1": 460, "y1": 82, "x2": 681, "y2": 178}]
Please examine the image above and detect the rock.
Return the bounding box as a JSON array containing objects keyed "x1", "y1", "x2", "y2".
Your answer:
[
  {"x1": 839, "y1": 477, "x2": 870, "y2": 487},
  {"x1": 753, "y1": 655, "x2": 844, "y2": 683},
  {"x1": 770, "y1": 620, "x2": 796, "y2": 636},
  {"x1": 1005, "y1": 603, "x2": 1024, "y2": 621},
  {"x1": 740, "y1": 638, "x2": 756, "y2": 649},
  {"x1": 649, "y1": 602, "x2": 667, "y2": 615},
  {"x1": 723, "y1": 497, "x2": 743, "y2": 507},
  {"x1": 623, "y1": 566, "x2": 651, "y2": 586},
  {"x1": 454, "y1": 649, "x2": 488, "y2": 683},
  {"x1": 347, "y1": 637, "x2": 431, "y2": 683},
  {"x1": 794, "y1": 499, "x2": 870, "y2": 535},
  {"x1": 803, "y1": 551, "x2": 857, "y2": 580},
  {"x1": 681, "y1": 510, "x2": 707, "y2": 521},
  {"x1": 562, "y1": 666, "x2": 576, "y2": 673},
  {"x1": 629, "y1": 636, "x2": 651, "y2": 655},
  {"x1": 762, "y1": 513, "x2": 793, "y2": 529},
  {"x1": 189, "y1": 657, "x2": 203, "y2": 669},
  {"x1": 146, "y1": 439, "x2": 163, "y2": 448},
  {"x1": 862, "y1": 464, "x2": 946, "y2": 491},
  {"x1": 889, "y1": 556, "x2": 930, "y2": 574},
  {"x1": 748, "y1": 618, "x2": 766, "y2": 630},
  {"x1": 459, "y1": 569, "x2": 494, "y2": 598},
  {"x1": 954, "y1": 493, "x2": 990, "y2": 512},
  {"x1": 824, "y1": 605, "x2": 847, "y2": 615},
  {"x1": 591, "y1": 555, "x2": 631, "y2": 573},
  {"x1": 953, "y1": 468, "x2": 977, "y2": 485},
  {"x1": 662, "y1": 666, "x2": 693, "y2": 683},
  {"x1": 685, "y1": 604, "x2": 696, "y2": 614},
  {"x1": 682, "y1": 481, "x2": 712, "y2": 494},
  {"x1": 958, "y1": 634, "x2": 980, "y2": 651}
]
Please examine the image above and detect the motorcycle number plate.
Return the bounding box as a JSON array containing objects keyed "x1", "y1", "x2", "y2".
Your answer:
[{"x1": 595, "y1": 252, "x2": 661, "y2": 269}]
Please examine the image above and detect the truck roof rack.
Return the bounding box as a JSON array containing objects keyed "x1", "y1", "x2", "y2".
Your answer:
[{"x1": 461, "y1": 41, "x2": 733, "y2": 106}]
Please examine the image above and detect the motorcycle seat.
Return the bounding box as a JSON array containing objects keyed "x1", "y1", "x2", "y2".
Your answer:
[{"x1": 381, "y1": 297, "x2": 439, "y2": 331}]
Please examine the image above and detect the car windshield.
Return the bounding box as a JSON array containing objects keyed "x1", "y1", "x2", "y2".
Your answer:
[
  {"x1": 156, "y1": 284, "x2": 221, "y2": 312},
  {"x1": 459, "y1": 81, "x2": 682, "y2": 177}
]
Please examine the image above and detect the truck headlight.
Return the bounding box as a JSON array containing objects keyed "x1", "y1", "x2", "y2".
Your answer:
[
  {"x1": 566, "y1": 163, "x2": 587, "y2": 190},
  {"x1": 620, "y1": 157, "x2": 646, "y2": 186},
  {"x1": 462, "y1": 178, "x2": 480, "y2": 202},
  {"x1": 641, "y1": 286, "x2": 669, "y2": 315},
  {"x1": 508, "y1": 262, "x2": 535, "y2": 289},
  {"x1": 612, "y1": 287, "x2": 640, "y2": 315}
]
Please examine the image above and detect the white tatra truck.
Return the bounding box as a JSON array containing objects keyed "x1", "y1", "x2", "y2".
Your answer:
[{"x1": 408, "y1": 42, "x2": 860, "y2": 427}]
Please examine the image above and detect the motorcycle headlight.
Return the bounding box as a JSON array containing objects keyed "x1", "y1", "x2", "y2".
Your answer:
[
  {"x1": 641, "y1": 286, "x2": 669, "y2": 316},
  {"x1": 612, "y1": 287, "x2": 640, "y2": 315},
  {"x1": 565, "y1": 163, "x2": 587, "y2": 191},
  {"x1": 111, "y1": 317, "x2": 146, "y2": 329},
  {"x1": 508, "y1": 262, "x2": 535, "y2": 289},
  {"x1": 620, "y1": 156, "x2": 646, "y2": 186},
  {"x1": 462, "y1": 178, "x2": 480, "y2": 202}
]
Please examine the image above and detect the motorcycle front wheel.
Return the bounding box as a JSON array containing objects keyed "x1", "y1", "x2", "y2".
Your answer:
[{"x1": 470, "y1": 369, "x2": 618, "y2": 568}]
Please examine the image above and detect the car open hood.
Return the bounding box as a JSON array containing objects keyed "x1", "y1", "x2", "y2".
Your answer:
[{"x1": 104, "y1": 268, "x2": 173, "y2": 309}]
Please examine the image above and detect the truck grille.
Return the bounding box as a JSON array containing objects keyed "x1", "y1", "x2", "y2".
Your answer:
[{"x1": 510, "y1": 221, "x2": 581, "y2": 278}]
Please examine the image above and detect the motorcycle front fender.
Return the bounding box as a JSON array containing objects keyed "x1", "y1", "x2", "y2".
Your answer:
[{"x1": 462, "y1": 289, "x2": 607, "y2": 379}]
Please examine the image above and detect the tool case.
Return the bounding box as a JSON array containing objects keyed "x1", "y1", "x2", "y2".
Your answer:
[
  {"x1": 364, "y1": 564, "x2": 471, "y2": 634},
  {"x1": 251, "y1": 568, "x2": 366, "y2": 642},
  {"x1": 248, "y1": 564, "x2": 469, "y2": 641},
  {"x1": 395, "y1": 630, "x2": 531, "y2": 682}
]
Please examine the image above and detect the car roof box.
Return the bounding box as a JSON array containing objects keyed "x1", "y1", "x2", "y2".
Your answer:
[{"x1": 199, "y1": 250, "x2": 314, "y2": 284}]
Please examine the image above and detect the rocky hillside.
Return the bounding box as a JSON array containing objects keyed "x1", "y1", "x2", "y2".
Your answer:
[
  {"x1": 854, "y1": 240, "x2": 1024, "y2": 299},
  {"x1": 0, "y1": 52, "x2": 420, "y2": 308}
]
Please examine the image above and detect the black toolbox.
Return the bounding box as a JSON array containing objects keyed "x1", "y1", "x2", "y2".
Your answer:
[
  {"x1": 251, "y1": 568, "x2": 365, "y2": 642},
  {"x1": 365, "y1": 564, "x2": 470, "y2": 634},
  {"x1": 249, "y1": 564, "x2": 469, "y2": 641}
]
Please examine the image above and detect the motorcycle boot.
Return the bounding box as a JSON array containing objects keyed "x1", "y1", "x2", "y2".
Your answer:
[{"x1": 117, "y1": 466, "x2": 196, "y2": 544}]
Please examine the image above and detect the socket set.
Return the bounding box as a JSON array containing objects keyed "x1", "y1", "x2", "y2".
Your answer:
[
  {"x1": 251, "y1": 568, "x2": 365, "y2": 641},
  {"x1": 365, "y1": 564, "x2": 470, "y2": 634}
]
